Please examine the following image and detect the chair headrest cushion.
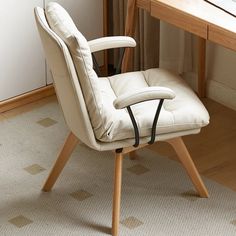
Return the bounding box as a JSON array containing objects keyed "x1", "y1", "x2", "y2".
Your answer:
[
  {"x1": 45, "y1": 2, "x2": 94, "y2": 70},
  {"x1": 45, "y1": 2, "x2": 105, "y2": 134}
]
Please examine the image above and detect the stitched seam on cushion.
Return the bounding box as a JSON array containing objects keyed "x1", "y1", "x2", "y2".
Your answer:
[
  {"x1": 96, "y1": 79, "x2": 120, "y2": 138},
  {"x1": 108, "y1": 72, "x2": 149, "y2": 96},
  {"x1": 107, "y1": 77, "x2": 118, "y2": 98},
  {"x1": 142, "y1": 70, "x2": 151, "y2": 87},
  {"x1": 107, "y1": 76, "x2": 138, "y2": 135},
  {"x1": 165, "y1": 105, "x2": 175, "y2": 126},
  {"x1": 104, "y1": 122, "x2": 208, "y2": 137},
  {"x1": 107, "y1": 76, "x2": 130, "y2": 115},
  {"x1": 107, "y1": 76, "x2": 118, "y2": 98},
  {"x1": 141, "y1": 70, "x2": 175, "y2": 126},
  {"x1": 140, "y1": 121, "x2": 209, "y2": 129}
]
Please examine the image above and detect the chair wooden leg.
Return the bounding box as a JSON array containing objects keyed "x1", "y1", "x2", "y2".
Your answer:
[
  {"x1": 42, "y1": 132, "x2": 78, "y2": 192},
  {"x1": 112, "y1": 153, "x2": 123, "y2": 236},
  {"x1": 166, "y1": 137, "x2": 209, "y2": 198}
]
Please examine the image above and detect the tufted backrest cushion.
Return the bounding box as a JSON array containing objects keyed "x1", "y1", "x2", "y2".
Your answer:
[{"x1": 45, "y1": 2, "x2": 108, "y2": 137}]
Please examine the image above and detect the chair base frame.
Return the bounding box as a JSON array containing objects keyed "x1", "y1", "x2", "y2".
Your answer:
[{"x1": 42, "y1": 132, "x2": 209, "y2": 236}]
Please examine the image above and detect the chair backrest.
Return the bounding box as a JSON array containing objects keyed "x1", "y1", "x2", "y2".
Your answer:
[{"x1": 34, "y1": 6, "x2": 99, "y2": 149}]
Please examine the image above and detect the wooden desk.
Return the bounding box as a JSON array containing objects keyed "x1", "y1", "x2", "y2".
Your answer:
[{"x1": 123, "y1": 0, "x2": 236, "y2": 97}]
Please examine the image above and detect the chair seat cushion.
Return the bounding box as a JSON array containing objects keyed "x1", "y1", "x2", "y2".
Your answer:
[{"x1": 95, "y1": 68, "x2": 209, "y2": 142}]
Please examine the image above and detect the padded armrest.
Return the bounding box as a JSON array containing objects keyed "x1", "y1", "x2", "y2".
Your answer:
[
  {"x1": 113, "y1": 87, "x2": 175, "y2": 109},
  {"x1": 88, "y1": 36, "x2": 136, "y2": 53}
]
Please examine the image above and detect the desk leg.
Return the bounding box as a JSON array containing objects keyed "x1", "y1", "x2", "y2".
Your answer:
[
  {"x1": 198, "y1": 37, "x2": 206, "y2": 98},
  {"x1": 121, "y1": 0, "x2": 137, "y2": 73},
  {"x1": 122, "y1": 0, "x2": 138, "y2": 160}
]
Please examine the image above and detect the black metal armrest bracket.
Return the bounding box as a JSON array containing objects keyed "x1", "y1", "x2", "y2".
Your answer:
[
  {"x1": 115, "y1": 48, "x2": 125, "y2": 74},
  {"x1": 92, "y1": 54, "x2": 102, "y2": 76},
  {"x1": 92, "y1": 47, "x2": 126, "y2": 76},
  {"x1": 127, "y1": 106, "x2": 140, "y2": 147},
  {"x1": 148, "y1": 99, "x2": 164, "y2": 145},
  {"x1": 127, "y1": 99, "x2": 164, "y2": 148}
]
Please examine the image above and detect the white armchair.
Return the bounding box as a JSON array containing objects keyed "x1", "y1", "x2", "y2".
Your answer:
[{"x1": 35, "y1": 3, "x2": 209, "y2": 236}]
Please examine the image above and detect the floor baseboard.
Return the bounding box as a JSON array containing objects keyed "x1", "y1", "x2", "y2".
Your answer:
[
  {"x1": 184, "y1": 72, "x2": 236, "y2": 111},
  {"x1": 0, "y1": 85, "x2": 55, "y2": 113}
]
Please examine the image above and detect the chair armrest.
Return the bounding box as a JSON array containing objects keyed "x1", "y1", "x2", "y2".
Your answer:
[
  {"x1": 88, "y1": 36, "x2": 136, "y2": 53},
  {"x1": 113, "y1": 87, "x2": 175, "y2": 109}
]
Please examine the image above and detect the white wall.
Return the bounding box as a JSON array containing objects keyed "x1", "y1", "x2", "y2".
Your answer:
[
  {"x1": 0, "y1": 0, "x2": 104, "y2": 100},
  {"x1": 0, "y1": 0, "x2": 46, "y2": 101},
  {"x1": 159, "y1": 22, "x2": 185, "y2": 74},
  {"x1": 189, "y1": 37, "x2": 236, "y2": 111},
  {"x1": 205, "y1": 42, "x2": 236, "y2": 110}
]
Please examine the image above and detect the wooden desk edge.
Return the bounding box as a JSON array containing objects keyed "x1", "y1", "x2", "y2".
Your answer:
[
  {"x1": 151, "y1": 1, "x2": 208, "y2": 39},
  {"x1": 150, "y1": 1, "x2": 236, "y2": 52},
  {"x1": 208, "y1": 25, "x2": 236, "y2": 52},
  {"x1": 137, "y1": 0, "x2": 151, "y2": 12}
]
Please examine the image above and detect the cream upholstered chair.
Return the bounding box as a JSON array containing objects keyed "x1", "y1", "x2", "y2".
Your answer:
[{"x1": 35, "y1": 3, "x2": 209, "y2": 236}]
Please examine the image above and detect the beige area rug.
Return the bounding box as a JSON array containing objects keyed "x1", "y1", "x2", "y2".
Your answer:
[{"x1": 0, "y1": 100, "x2": 236, "y2": 236}]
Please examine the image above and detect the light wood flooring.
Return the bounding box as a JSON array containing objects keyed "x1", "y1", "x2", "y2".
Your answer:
[
  {"x1": 0, "y1": 96, "x2": 236, "y2": 191},
  {"x1": 149, "y1": 98, "x2": 236, "y2": 191}
]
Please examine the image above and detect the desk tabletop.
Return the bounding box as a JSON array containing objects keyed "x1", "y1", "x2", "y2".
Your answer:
[{"x1": 155, "y1": 0, "x2": 236, "y2": 34}]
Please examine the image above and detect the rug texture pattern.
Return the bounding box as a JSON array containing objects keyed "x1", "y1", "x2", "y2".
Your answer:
[{"x1": 0, "y1": 100, "x2": 236, "y2": 235}]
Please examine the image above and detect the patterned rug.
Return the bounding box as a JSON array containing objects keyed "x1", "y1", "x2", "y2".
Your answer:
[{"x1": 0, "y1": 99, "x2": 236, "y2": 236}]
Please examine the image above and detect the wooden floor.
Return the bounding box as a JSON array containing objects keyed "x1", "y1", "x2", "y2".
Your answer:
[
  {"x1": 0, "y1": 96, "x2": 236, "y2": 191},
  {"x1": 149, "y1": 98, "x2": 236, "y2": 191}
]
